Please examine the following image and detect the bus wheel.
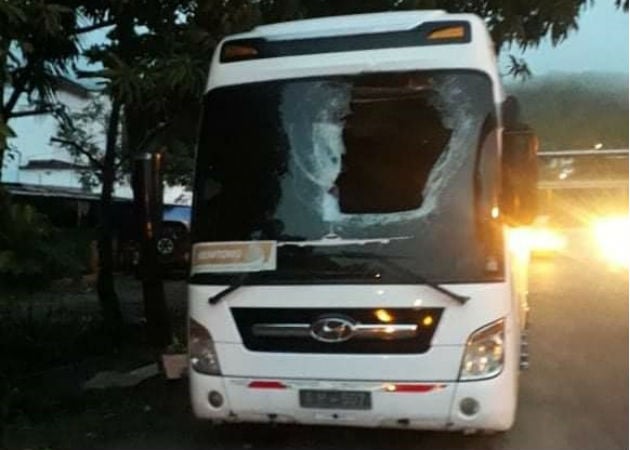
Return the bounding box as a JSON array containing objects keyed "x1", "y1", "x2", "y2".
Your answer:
[{"x1": 520, "y1": 328, "x2": 530, "y2": 370}]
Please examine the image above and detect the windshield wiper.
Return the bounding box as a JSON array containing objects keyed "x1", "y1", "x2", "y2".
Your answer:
[
  {"x1": 208, "y1": 273, "x2": 249, "y2": 305},
  {"x1": 278, "y1": 233, "x2": 412, "y2": 248},
  {"x1": 208, "y1": 245, "x2": 469, "y2": 306},
  {"x1": 338, "y1": 251, "x2": 470, "y2": 305}
]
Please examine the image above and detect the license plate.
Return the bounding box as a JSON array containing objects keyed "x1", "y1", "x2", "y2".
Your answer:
[{"x1": 299, "y1": 390, "x2": 372, "y2": 410}]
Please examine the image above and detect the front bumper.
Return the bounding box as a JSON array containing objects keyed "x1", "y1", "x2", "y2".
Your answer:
[{"x1": 190, "y1": 371, "x2": 516, "y2": 431}]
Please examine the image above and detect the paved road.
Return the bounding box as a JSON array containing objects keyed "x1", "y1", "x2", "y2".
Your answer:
[{"x1": 106, "y1": 228, "x2": 628, "y2": 450}]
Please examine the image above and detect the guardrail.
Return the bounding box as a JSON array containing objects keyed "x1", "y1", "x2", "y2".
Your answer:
[{"x1": 537, "y1": 149, "x2": 628, "y2": 190}]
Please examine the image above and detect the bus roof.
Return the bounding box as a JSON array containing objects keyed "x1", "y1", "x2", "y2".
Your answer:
[
  {"x1": 207, "y1": 11, "x2": 503, "y2": 101},
  {"x1": 248, "y1": 10, "x2": 450, "y2": 40}
]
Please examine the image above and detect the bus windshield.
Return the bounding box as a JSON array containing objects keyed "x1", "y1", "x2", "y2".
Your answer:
[{"x1": 192, "y1": 70, "x2": 503, "y2": 284}]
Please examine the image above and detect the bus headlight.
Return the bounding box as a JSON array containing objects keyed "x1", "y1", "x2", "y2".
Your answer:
[
  {"x1": 189, "y1": 318, "x2": 221, "y2": 375},
  {"x1": 459, "y1": 318, "x2": 505, "y2": 381}
]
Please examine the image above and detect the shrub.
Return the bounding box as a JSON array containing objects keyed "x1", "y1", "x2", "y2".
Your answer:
[{"x1": 0, "y1": 189, "x2": 83, "y2": 287}]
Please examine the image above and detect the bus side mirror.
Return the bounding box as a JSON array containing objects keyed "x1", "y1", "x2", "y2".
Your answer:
[{"x1": 501, "y1": 129, "x2": 539, "y2": 225}]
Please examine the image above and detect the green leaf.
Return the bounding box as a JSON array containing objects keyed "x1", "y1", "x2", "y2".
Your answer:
[
  {"x1": 0, "y1": 121, "x2": 16, "y2": 139},
  {"x1": 0, "y1": 1, "x2": 27, "y2": 25}
]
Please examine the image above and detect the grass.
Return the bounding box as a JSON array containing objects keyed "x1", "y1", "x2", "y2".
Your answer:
[
  {"x1": 1, "y1": 312, "x2": 184, "y2": 450},
  {"x1": 0, "y1": 277, "x2": 188, "y2": 450},
  {"x1": 5, "y1": 377, "x2": 193, "y2": 450}
]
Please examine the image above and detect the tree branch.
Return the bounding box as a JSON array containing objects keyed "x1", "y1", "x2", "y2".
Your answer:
[
  {"x1": 134, "y1": 121, "x2": 169, "y2": 154},
  {"x1": 7, "y1": 50, "x2": 22, "y2": 67},
  {"x1": 50, "y1": 137, "x2": 104, "y2": 170},
  {"x1": 76, "y1": 69, "x2": 107, "y2": 79},
  {"x1": 70, "y1": 20, "x2": 116, "y2": 35},
  {"x1": 3, "y1": 75, "x2": 27, "y2": 118},
  {"x1": 114, "y1": 152, "x2": 130, "y2": 171},
  {"x1": 8, "y1": 107, "x2": 60, "y2": 118}
]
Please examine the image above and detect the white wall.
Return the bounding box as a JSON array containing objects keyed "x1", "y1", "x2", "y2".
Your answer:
[
  {"x1": 17, "y1": 168, "x2": 84, "y2": 188},
  {"x1": 4, "y1": 90, "x2": 83, "y2": 181}
]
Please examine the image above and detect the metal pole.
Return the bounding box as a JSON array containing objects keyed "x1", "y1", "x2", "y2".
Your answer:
[{"x1": 132, "y1": 151, "x2": 172, "y2": 348}]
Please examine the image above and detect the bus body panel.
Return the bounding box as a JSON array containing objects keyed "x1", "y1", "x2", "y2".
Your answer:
[
  {"x1": 212, "y1": 343, "x2": 465, "y2": 381},
  {"x1": 190, "y1": 371, "x2": 517, "y2": 431},
  {"x1": 189, "y1": 282, "x2": 512, "y2": 346}
]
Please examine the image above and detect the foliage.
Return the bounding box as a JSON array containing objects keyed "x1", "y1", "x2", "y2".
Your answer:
[
  {"x1": 75, "y1": 1, "x2": 212, "y2": 186},
  {"x1": 0, "y1": 307, "x2": 105, "y2": 376},
  {"x1": 0, "y1": 0, "x2": 79, "y2": 106},
  {"x1": 0, "y1": 189, "x2": 82, "y2": 286},
  {"x1": 53, "y1": 96, "x2": 124, "y2": 190},
  {"x1": 505, "y1": 55, "x2": 532, "y2": 80},
  {"x1": 0, "y1": 305, "x2": 118, "y2": 441},
  {"x1": 508, "y1": 73, "x2": 629, "y2": 150},
  {"x1": 0, "y1": 0, "x2": 82, "y2": 178}
]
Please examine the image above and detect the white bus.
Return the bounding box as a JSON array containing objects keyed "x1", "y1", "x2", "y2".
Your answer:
[{"x1": 187, "y1": 10, "x2": 538, "y2": 433}]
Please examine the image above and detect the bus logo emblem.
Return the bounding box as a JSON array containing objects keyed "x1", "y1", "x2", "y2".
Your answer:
[{"x1": 310, "y1": 316, "x2": 356, "y2": 343}]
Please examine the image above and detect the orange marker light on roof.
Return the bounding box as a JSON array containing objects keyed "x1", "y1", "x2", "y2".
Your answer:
[
  {"x1": 427, "y1": 25, "x2": 466, "y2": 40},
  {"x1": 222, "y1": 44, "x2": 259, "y2": 62}
]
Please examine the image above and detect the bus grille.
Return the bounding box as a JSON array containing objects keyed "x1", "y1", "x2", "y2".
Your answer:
[{"x1": 230, "y1": 307, "x2": 443, "y2": 354}]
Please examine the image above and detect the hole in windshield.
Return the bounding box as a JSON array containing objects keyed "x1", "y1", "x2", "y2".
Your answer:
[{"x1": 336, "y1": 77, "x2": 451, "y2": 213}]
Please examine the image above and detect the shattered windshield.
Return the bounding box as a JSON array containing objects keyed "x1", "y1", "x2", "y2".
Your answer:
[{"x1": 192, "y1": 71, "x2": 502, "y2": 283}]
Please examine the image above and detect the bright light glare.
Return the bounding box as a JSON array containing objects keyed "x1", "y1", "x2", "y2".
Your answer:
[
  {"x1": 528, "y1": 228, "x2": 568, "y2": 254},
  {"x1": 508, "y1": 227, "x2": 567, "y2": 256},
  {"x1": 375, "y1": 309, "x2": 393, "y2": 323},
  {"x1": 593, "y1": 216, "x2": 629, "y2": 268}
]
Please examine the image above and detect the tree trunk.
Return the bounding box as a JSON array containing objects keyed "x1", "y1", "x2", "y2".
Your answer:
[
  {"x1": 0, "y1": 114, "x2": 6, "y2": 182},
  {"x1": 124, "y1": 106, "x2": 172, "y2": 348},
  {"x1": 131, "y1": 150, "x2": 173, "y2": 348},
  {"x1": 116, "y1": 11, "x2": 173, "y2": 349},
  {"x1": 0, "y1": 38, "x2": 8, "y2": 182},
  {"x1": 97, "y1": 98, "x2": 123, "y2": 336}
]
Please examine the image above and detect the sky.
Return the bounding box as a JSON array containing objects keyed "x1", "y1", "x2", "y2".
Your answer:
[{"x1": 499, "y1": 1, "x2": 629, "y2": 76}]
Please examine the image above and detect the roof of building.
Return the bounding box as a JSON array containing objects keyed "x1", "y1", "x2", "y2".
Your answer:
[
  {"x1": 20, "y1": 159, "x2": 89, "y2": 171},
  {"x1": 2, "y1": 182, "x2": 184, "y2": 207},
  {"x1": 2, "y1": 182, "x2": 125, "y2": 202}
]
